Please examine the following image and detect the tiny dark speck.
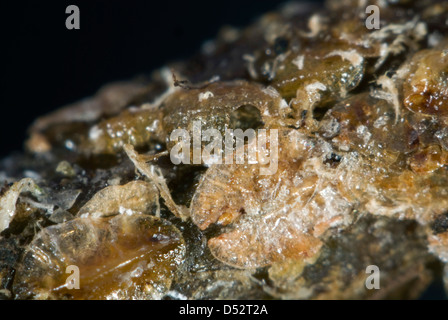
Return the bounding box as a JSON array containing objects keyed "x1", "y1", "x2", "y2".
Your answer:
[
  {"x1": 274, "y1": 37, "x2": 289, "y2": 55},
  {"x1": 432, "y1": 213, "x2": 448, "y2": 234},
  {"x1": 324, "y1": 153, "x2": 343, "y2": 168},
  {"x1": 301, "y1": 110, "x2": 308, "y2": 119}
]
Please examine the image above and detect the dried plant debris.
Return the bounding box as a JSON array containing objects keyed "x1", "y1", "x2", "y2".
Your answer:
[
  {"x1": 0, "y1": 179, "x2": 42, "y2": 233},
  {"x1": 2, "y1": 0, "x2": 448, "y2": 299}
]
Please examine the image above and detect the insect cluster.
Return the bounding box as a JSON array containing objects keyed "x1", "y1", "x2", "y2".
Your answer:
[{"x1": 1, "y1": 0, "x2": 448, "y2": 299}]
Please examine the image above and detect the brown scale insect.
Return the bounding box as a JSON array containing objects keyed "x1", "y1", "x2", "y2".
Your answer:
[{"x1": 13, "y1": 214, "x2": 185, "y2": 300}]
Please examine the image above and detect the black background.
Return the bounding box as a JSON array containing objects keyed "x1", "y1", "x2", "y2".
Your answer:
[{"x1": 0, "y1": 0, "x2": 299, "y2": 158}]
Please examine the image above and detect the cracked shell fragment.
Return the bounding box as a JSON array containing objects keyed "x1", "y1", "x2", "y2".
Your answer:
[{"x1": 12, "y1": 215, "x2": 185, "y2": 300}]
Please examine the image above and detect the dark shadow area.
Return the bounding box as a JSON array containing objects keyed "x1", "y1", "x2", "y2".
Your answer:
[{"x1": 1, "y1": 0, "x2": 306, "y2": 158}]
